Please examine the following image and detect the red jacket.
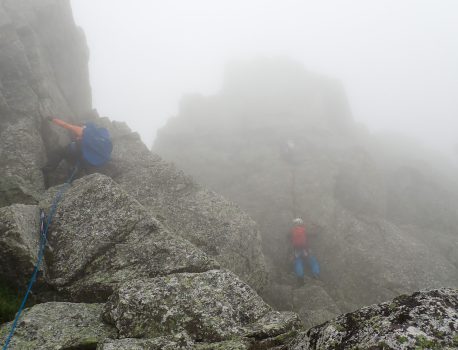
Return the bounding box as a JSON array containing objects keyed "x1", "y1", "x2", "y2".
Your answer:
[{"x1": 291, "y1": 225, "x2": 307, "y2": 249}]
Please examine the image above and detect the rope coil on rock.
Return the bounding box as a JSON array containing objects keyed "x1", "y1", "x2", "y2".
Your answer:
[{"x1": 1, "y1": 164, "x2": 79, "y2": 350}]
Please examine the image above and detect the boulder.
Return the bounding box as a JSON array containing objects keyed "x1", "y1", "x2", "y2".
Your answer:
[
  {"x1": 40, "y1": 173, "x2": 218, "y2": 301},
  {"x1": 99, "y1": 337, "x2": 252, "y2": 350},
  {"x1": 194, "y1": 339, "x2": 251, "y2": 350},
  {"x1": 103, "y1": 269, "x2": 271, "y2": 341},
  {"x1": 241, "y1": 311, "x2": 302, "y2": 349},
  {"x1": 98, "y1": 334, "x2": 194, "y2": 350},
  {"x1": 289, "y1": 288, "x2": 458, "y2": 350},
  {"x1": 99, "y1": 310, "x2": 301, "y2": 350},
  {"x1": 0, "y1": 302, "x2": 116, "y2": 349},
  {"x1": 242, "y1": 311, "x2": 301, "y2": 339}
]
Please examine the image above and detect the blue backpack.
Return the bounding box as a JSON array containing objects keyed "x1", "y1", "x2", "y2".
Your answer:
[{"x1": 81, "y1": 122, "x2": 113, "y2": 166}]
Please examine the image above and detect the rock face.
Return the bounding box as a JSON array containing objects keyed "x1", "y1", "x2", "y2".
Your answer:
[
  {"x1": 154, "y1": 58, "x2": 458, "y2": 320},
  {"x1": 0, "y1": 0, "x2": 91, "y2": 206},
  {"x1": 0, "y1": 302, "x2": 116, "y2": 349},
  {"x1": 289, "y1": 288, "x2": 458, "y2": 350}
]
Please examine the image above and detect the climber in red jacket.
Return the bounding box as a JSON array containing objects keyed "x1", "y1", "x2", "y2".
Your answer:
[
  {"x1": 291, "y1": 217, "x2": 308, "y2": 257},
  {"x1": 289, "y1": 217, "x2": 309, "y2": 282}
]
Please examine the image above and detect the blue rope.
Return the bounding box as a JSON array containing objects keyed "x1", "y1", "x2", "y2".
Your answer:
[{"x1": 1, "y1": 164, "x2": 79, "y2": 350}]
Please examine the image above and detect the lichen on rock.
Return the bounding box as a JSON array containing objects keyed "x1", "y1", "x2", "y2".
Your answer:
[
  {"x1": 40, "y1": 173, "x2": 218, "y2": 301},
  {"x1": 103, "y1": 269, "x2": 272, "y2": 341},
  {"x1": 0, "y1": 302, "x2": 116, "y2": 349},
  {"x1": 289, "y1": 288, "x2": 458, "y2": 350}
]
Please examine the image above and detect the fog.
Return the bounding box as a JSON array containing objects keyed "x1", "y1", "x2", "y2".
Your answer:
[{"x1": 71, "y1": 0, "x2": 458, "y2": 155}]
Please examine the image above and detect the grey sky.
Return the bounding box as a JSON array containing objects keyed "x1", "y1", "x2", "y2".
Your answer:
[{"x1": 70, "y1": 0, "x2": 458, "y2": 154}]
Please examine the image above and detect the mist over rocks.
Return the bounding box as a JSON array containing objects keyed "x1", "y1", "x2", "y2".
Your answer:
[
  {"x1": 154, "y1": 57, "x2": 458, "y2": 317},
  {"x1": 0, "y1": 1, "x2": 457, "y2": 349},
  {"x1": 0, "y1": 1, "x2": 283, "y2": 348}
]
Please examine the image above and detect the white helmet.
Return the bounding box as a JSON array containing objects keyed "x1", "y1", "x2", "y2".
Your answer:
[{"x1": 293, "y1": 218, "x2": 303, "y2": 225}]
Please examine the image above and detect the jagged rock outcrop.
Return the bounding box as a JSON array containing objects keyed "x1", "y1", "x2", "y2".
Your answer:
[
  {"x1": 289, "y1": 288, "x2": 458, "y2": 350},
  {"x1": 0, "y1": 302, "x2": 116, "y2": 349},
  {"x1": 154, "y1": 58, "x2": 458, "y2": 321},
  {"x1": 0, "y1": 0, "x2": 91, "y2": 206}
]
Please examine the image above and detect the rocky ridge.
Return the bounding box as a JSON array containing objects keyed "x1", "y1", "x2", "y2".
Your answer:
[{"x1": 0, "y1": 1, "x2": 456, "y2": 349}]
